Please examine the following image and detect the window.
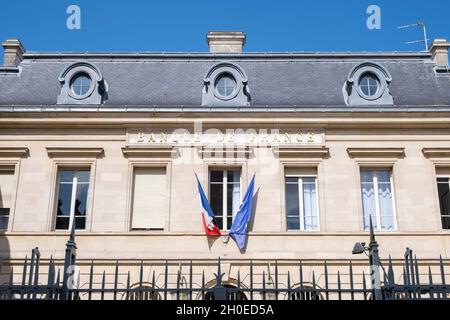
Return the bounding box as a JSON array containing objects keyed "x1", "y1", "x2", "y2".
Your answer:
[
  {"x1": 209, "y1": 169, "x2": 241, "y2": 231},
  {"x1": 131, "y1": 167, "x2": 166, "y2": 230},
  {"x1": 0, "y1": 168, "x2": 15, "y2": 231},
  {"x1": 359, "y1": 73, "x2": 379, "y2": 97},
  {"x1": 55, "y1": 169, "x2": 90, "y2": 230},
  {"x1": 285, "y1": 168, "x2": 319, "y2": 231},
  {"x1": 360, "y1": 169, "x2": 396, "y2": 231},
  {"x1": 437, "y1": 177, "x2": 450, "y2": 229},
  {"x1": 215, "y1": 74, "x2": 236, "y2": 98},
  {"x1": 70, "y1": 73, "x2": 92, "y2": 97}
]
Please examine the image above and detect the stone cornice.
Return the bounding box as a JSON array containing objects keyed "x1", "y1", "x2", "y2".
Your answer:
[
  {"x1": 347, "y1": 147, "x2": 405, "y2": 158},
  {"x1": 422, "y1": 148, "x2": 450, "y2": 158},
  {"x1": 0, "y1": 147, "x2": 29, "y2": 158},
  {"x1": 274, "y1": 146, "x2": 329, "y2": 158},
  {"x1": 122, "y1": 146, "x2": 175, "y2": 158},
  {"x1": 46, "y1": 147, "x2": 104, "y2": 158}
]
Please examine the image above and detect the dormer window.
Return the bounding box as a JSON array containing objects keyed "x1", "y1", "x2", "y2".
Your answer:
[
  {"x1": 57, "y1": 62, "x2": 107, "y2": 105},
  {"x1": 344, "y1": 62, "x2": 393, "y2": 106},
  {"x1": 202, "y1": 62, "x2": 250, "y2": 107}
]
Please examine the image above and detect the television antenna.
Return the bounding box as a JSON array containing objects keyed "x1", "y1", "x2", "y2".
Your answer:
[{"x1": 398, "y1": 20, "x2": 429, "y2": 51}]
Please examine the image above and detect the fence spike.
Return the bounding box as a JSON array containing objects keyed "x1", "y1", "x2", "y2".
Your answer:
[
  {"x1": 439, "y1": 255, "x2": 446, "y2": 286},
  {"x1": 337, "y1": 271, "x2": 342, "y2": 300},
  {"x1": 113, "y1": 260, "x2": 119, "y2": 300},
  {"x1": 8, "y1": 267, "x2": 14, "y2": 300},
  {"x1": 414, "y1": 255, "x2": 421, "y2": 299},
  {"x1": 164, "y1": 260, "x2": 168, "y2": 300},
  {"x1": 176, "y1": 269, "x2": 181, "y2": 300},
  {"x1": 312, "y1": 270, "x2": 317, "y2": 300},
  {"x1": 88, "y1": 261, "x2": 94, "y2": 301},
  {"x1": 299, "y1": 260, "x2": 303, "y2": 288},
  {"x1": 428, "y1": 266, "x2": 434, "y2": 299},
  {"x1": 324, "y1": 260, "x2": 329, "y2": 300},
  {"x1": 349, "y1": 260, "x2": 354, "y2": 300},
  {"x1": 274, "y1": 260, "x2": 279, "y2": 301},
  {"x1": 126, "y1": 270, "x2": 130, "y2": 301},
  {"x1": 201, "y1": 270, "x2": 205, "y2": 301},
  {"x1": 262, "y1": 270, "x2": 266, "y2": 300},
  {"x1": 189, "y1": 260, "x2": 193, "y2": 300},
  {"x1": 362, "y1": 270, "x2": 367, "y2": 301},
  {"x1": 250, "y1": 260, "x2": 254, "y2": 300},
  {"x1": 388, "y1": 255, "x2": 395, "y2": 285},
  {"x1": 101, "y1": 270, "x2": 106, "y2": 300}
]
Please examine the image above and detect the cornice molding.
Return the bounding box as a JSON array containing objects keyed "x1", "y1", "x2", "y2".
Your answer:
[
  {"x1": 0, "y1": 147, "x2": 29, "y2": 158},
  {"x1": 122, "y1": 146, "x2": 176, "y2": 158},
  {"x1": 274, "y1": 146, "x2": 329, "y2": 158},
  {"x1": 347, "y1": 147, "x2": 405, "y2": 158},
  {"x1": 46, "y1": 147, "x2": 104, "y2": 158},
  {"x1": 422, "y1": 148, "x2": 450, "y2": 158}
]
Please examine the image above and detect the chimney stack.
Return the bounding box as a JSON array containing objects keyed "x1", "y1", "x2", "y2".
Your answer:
[
  {"x1": 206, "y1": 31, "x2": 246, "y2": 53},
  {"x1": 430, "y1": 39, "x2": 450, "y2": 66},
  {"x1": 2, "y1": 39, "x2": 25, "y2": 66}
]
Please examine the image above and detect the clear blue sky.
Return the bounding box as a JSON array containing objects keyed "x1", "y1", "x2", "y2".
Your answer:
[{"x1": 1, "y1": 0, "x2": 449, "y2": 63}]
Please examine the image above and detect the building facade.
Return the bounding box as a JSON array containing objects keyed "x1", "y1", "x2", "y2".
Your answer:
[{"x1": 0, "y1": 32, "x2": 450, "y2": 299}]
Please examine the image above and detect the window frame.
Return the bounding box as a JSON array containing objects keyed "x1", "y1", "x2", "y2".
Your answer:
[
  {"x1": 0, "y1": 161, "x2": 20, "y2": 232},
  {"x1": 435, "y1": 175, "x2": 450, "y2": 230},
  {"x1": 284, "y1": 173, "x2": 320, "y2": 232},
  {"x1": 54, "y1": 168, "x2": 91, "y2": 231},
  {"x1": 359, "y1": 168, "x2": 398, "y2": 232},
  {"x1": 208, "y1": 168, "x2": 242, "y2": 232}
]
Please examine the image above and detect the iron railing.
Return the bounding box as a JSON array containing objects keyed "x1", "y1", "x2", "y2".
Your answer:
[{"x1": 0, "y1": 223, "x2": 449, "y2": 300}]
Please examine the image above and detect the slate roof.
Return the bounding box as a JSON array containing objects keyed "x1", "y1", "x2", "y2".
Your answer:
[{"x1": 1, "y1": 51, "x2": 449, "y2": 109}]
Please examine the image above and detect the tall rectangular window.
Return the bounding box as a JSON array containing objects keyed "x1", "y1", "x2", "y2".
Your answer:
[
  {"x1": 360, "y1": 169, "x2": 396, "y2": 231},
  {"x1": 285, "y1": 168, "x2": 319, "y2": 231},
  {"x1": 131, "y1": 167, "x2": 166, "y2": 230},
  {"x1": 437, "y1": 177, "x2": 450, "y2": 229},
  {"x1": 0, "y1": 168, "x2": 15, "y2": 231},
  {"x1": 209, "y1": 169, "x2": 241, "y2": 231},
  {"x1": 55, "y1": 169, "x2": 90, "y2": 230}
]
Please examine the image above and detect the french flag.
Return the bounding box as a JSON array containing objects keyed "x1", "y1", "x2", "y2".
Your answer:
[{"x1": 195, "y1": 174, "x2": 222, "y2": 237}]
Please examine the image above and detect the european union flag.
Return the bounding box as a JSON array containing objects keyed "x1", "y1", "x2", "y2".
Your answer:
[{"x1": 230, "y1": 175, "x2": 255, "y2": 250}]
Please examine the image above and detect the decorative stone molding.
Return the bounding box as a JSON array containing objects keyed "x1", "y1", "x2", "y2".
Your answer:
[
  {"x1": 46, "y1": 147, "x2": 104, "y2": 158},
  {"x1": 422, "y1": 148, "x2": 450, "y2": 158},
  {"x1": 57, "y1": 62, "x2": 107, "y2": 105},
  {"x1": 122, "y1": 146, "x2": 176, "y2": 158},
  {"x1": 347, "y1": 147, "x2": 404, "y2": 158},
  {"x1": 274, "y1": 146, "x2": 329, "y2": 158},
  {"x1": 202, "y1": 61, "x2": 250, "y2": 107},
  {"x1": 0, "y1": 147, "x2": 29, "y2": 158},
  {"x1": 344, "y1": 61, "x2": 393, "y2": 106},
  {"x1": 197, "y1": 146, "x2": 252, "y2": 159}
]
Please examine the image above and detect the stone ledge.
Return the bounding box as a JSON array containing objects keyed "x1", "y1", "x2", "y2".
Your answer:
[
  {"x1": 46, "y1": 147, "x2": 104, "y2": 158},
  {"x1": 0, "y1": 147, "x2": 29, "y2": 158},
  {"x1": 347, "y1": 147, "x2": 405, "y2": 158}
]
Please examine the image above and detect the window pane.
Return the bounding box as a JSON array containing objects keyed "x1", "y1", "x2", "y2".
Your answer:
[
  {"x1": 59, "y1": 170, "x2": 74, "y2": 183},
  {"x1": 57, "y1": 183, "x2": 73, "y2": 216},
  {"x1": 285, "y1": 180, "x2": 300, "y2": 230},
  {"x1": 210, "y1": 183, "x2": 223, "y2": 217},
  {"x1": 361, "y1": 173, "x2": 377, "y2": 230},
  {"x1": 438, "y1": 179, "x2": 450, "y2": 229},
  {"x1": 302, "y1": 178, "x2": 318, "y2": 230},
  {"x1": 210, "y1": 171, "x2": 223, "y2": 183},
  {"x1": 77, "y1": 170, "x2": 90, "y2": 183},
  {"x1": 75, "y1": 216, "x2": 86, "y2": 230},
  {"x1": 74, "y1": 183, "x2": 89, "y2": 216},
  {"x1": 215, "y1": 215, "x2": 223, "y2": 230},
  {"x1": 56, "y1": 217, "x2": 70, "y2": 230},
  {"x1": 0, "y1": 216, "x2": 8, "y2": 230},
  {"x1": 378, "y1": 180, "x2": 394, "y2": 230}
]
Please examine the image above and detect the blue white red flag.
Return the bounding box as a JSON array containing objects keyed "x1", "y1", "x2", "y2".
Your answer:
[{"x1": 196, "y1": 174, "x2": 222, "y2": 237}]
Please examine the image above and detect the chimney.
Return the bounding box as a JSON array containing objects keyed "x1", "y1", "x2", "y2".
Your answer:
[
  {"x1": 206, "y1": 31, "x2": 246, "y2": 53},
  {"x1": 2, "y1": 39, "x2": 26, "y2": 66},
  {"x1": 430, "y1": 39, "x2": 450, "y2": 66}
]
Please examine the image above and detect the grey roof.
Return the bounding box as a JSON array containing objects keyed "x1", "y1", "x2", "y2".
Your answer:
[{"x1": 1, "y1": 52, "x2": 449, "y2": 108}]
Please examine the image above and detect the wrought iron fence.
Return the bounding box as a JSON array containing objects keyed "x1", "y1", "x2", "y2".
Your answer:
[{"x1": 0, "y1": 223, "x2": 449, "y2": 300}]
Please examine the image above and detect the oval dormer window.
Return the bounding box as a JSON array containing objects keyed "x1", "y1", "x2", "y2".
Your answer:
[
  {"x1": 70, "y1": 72, "x2": 92, "y2": 97},
  {"x1": 215, "y1": 73, "x2": 236, "y2": 98},
  {"x1": 358, "y1": 73, "x2": 380, "y2": 98}
]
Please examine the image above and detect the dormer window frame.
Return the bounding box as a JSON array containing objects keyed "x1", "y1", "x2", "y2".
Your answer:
[{"x1": 57, "y1": 62, "x2": 107, "y2": 105}]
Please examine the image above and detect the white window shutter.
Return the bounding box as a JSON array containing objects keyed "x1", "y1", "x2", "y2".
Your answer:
[{"x1": 131, "y1": 168, "x2": 166, "y2": 230}]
